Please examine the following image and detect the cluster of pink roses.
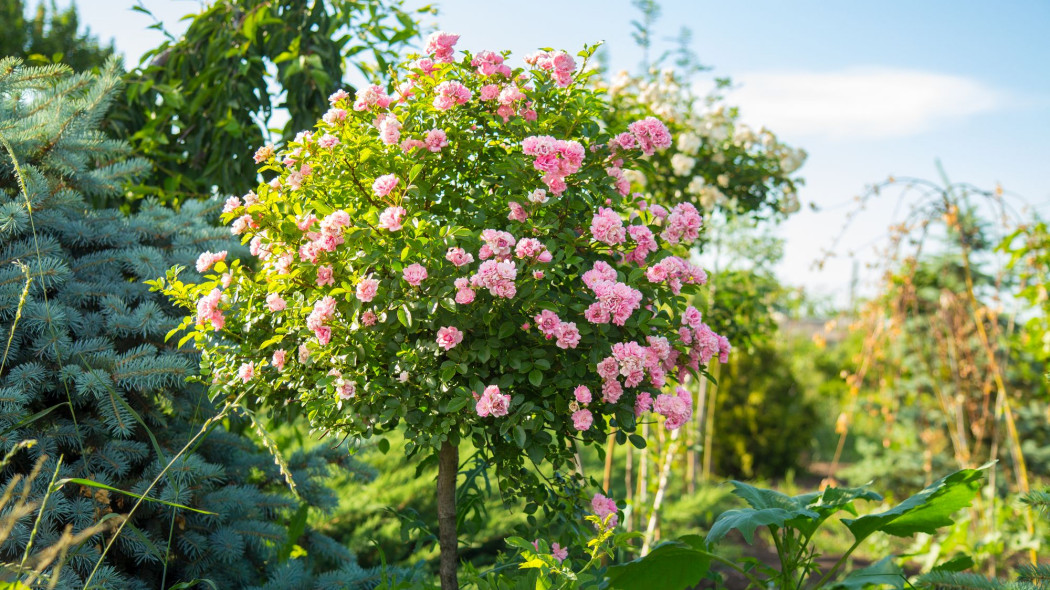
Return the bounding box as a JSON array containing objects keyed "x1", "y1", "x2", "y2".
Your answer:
[
  {"x1": 470, "y1": 50, "x2": 512, "y2": 78},
  {"x1": 374, "y1": 113, "x2": 402, "y2": 145},
  {"x1": 532, "y1": 310, "x2": 581, "y2": 350},
  {"x1": 195, "y1": 289, "x2": 224, "y2": 331},
  {"x1": 470, "y1": 260, "x2": 518, "y2": 299},
  {"x1": 306, "y1": 295, "x2": 337, "y2": 345},
  {"x1": 645, "y1": 255, "x2": 707, "y2": 295},
  {"x1": 521, "y1": 135, "x2": 585, "y2": 195},
  {"x1": 678, "y1": 306, "x2": 732, "y2": 373},
  {"x1": 478, "y1": 229, "x2": 516, "y2": 260},
  {"x1": 654, "y1": 387, "x2": 693, "y2": 430},
  {"x1": 353, "y1": 84, "x2": 394, "y2": 111},
  {"x1": 581, "y1": 261, "x2": 643, "y2": 326},
  {"x1": 524, "y1": 50, "x2": 576, "y2": 87},
  {"x1": 610, "y1": 116, "x2": 673, "y2": 156},
  {"x1": 623, "y1": 225, "x2": 658, "y2": 265},
  {"x1": 424, "y1": 31, "x2": 459, "y2": 63},
  {"x1": 195, "y1": 250, "x2": 227, "y2": 273},
  {"x1": 478, "y1": 82, "x2": 532, "y2": 122},
  {"x1": 475, "y1": 385, "x2": 510, "y2": 417},
  {"x1": 433, "y1": 80, "x2": 473, "y2": 111},
  {"x1": 661, "y1": 202, "x2": 704, "y2": 245},
  {"x1": 298, "y1": 210, "x2": 351, "y2": 264},
  {"x1": 589, "y1": 208, "x2": 626, "y2": 245},
  {"x1": 591, "y1": 493, "x2": 618, "y2": 527}
]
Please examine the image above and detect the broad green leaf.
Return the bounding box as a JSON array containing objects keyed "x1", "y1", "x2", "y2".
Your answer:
[
  {"x1": 930, "y1": 554, "x2": 975, "y2": 574},
  {"x1": 706, "y1": 507, "x2": 802, "y2": 545},
  {"x1": 729, "y1": 480, "x2": 808, "y2": 512},
  {"x1": 829, "y1": 556, "x2": 904, "y2": 589},
  {"x1": 843, "y1": 465, "x2": 989, "y2": 541},
  {"x1": 607, "y1": 541, "x2": 710, "y2": 590},
  {"x1": 790, "y1": 485, "x2": 883, "y2": 537}
]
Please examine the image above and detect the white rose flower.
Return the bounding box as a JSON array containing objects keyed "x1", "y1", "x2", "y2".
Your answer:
[
  {"x1": 671, "y1": 153, "x2": 696, "y2": 176},
  {"x1": 676, "y1": 132, "x2": 702, "y2": 156},
  {"x1": 686, "y1": 176, "x2": 705, "y2": 195}
]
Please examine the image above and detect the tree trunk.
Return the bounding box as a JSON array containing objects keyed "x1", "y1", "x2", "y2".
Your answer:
[{"x1": 437, "y1": 441, "x2": 459, "y2": 590}]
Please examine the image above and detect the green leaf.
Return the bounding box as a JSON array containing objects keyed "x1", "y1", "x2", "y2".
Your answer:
[
  {"x1": 705, "y1": 480, "x2": 820, "y2": 544},
  {"x1": 446, "y1": 395, "x2": 469, "y2": 413},
  {"x1": 528, "y1": 370, "x2": 542, "y2": 387},
  {"x1": 377, "y1": 438, "x2": 391, "y2": 454},
  {"x1": 706, "y1": 507, "x2": 800, "y2": 545},
  {"x1": 607, "y1": 541, "x2": 710, "y2": 590},
  {"x1": 790, "y1": 485, "x2": 883, "y2": 538},
  {"x1": 930, "y1": 554, "x2": 975, "y2": 574},
  {"x1": 397, "y1": 305, "x2": 413, "y2": 327},
  {"x1": 843, "y1": 465, "x2": 988, "y2": 541},
  {"x1": 498, "y1": 321, "x2": 516, "y2": 339},
  {"x1": 829, "y1": 556, "x2": 904, "y2": 589},
  {"x1": 278, "y1": 504, "x2": 309, "y2": 562},
  {"x1": 513, "y1": 425, "x2": 527, "y2": 448}
]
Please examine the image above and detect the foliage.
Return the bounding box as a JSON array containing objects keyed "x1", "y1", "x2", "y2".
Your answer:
[
  {"x1": 0, "y1": 0, "x2": 114, "y2": 71},
  {"x1": 0, "y1": 57, "x2": 409, "y2": 589},
  {"x1": 708, "y1": 342, "x2": 819, "y2": 478},
  {"x1": 914, "y1": 487, "x2": 1050, "y2": 589},
  {"x1": 825, "y1": 175, "x2": 1046, "y2": 572},
  {"x1": 612, "y1": 465, "x2": 989, "y2": 590},
  {"x1": 161, "y1": 35, "x2": 733, "y2": 525},
  {"x1": 102, "y1": 0, "x2": 429, "y2": 207},
  {"x1": 600, "y1": 68, "x2": 805, "y2": 224}
]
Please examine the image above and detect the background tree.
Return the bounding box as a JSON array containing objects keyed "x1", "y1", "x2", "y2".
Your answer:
[
  {"x1": 0, "y1": 0, "x2": 114, "y2": 71},
  {"x1": 102, "y1": 0, "x2": 428, "y2": 208}
]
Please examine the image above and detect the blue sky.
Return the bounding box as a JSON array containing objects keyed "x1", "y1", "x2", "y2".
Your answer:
[{"x1": 60, "y1": 0, "x2": 1050, "y2": 305}]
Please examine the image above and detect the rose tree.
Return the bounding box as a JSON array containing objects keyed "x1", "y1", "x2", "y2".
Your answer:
[{"x1": 160, "y1": 33, "x2": 730, "y2": 589}]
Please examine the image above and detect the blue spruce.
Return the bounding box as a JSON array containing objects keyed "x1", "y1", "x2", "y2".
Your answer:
[{"x1": 0, "y1": 57, "x2": 411, "y2": 589}]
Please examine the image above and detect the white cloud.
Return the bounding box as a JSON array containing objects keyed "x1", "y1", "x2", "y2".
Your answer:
[{"x1": 718, "y1": 67, "x2": 1008, "y2": 140}]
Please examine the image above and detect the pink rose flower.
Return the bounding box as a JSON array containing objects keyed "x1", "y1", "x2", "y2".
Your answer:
[
  {"x1": 378, "y1": 206, "x2": 406, "y2": 231},
  {"x1": 272, "y1": 349, "x2": 287, "y2": 371},
  {"x1": 373, "y1": 174, "x2": 399, "y2": 197},
  {"x1": 316, "y1": 265, "x2": 335, "y2": 287},
  {"x1": 403, "y1": 263, "x2": 428, "y2": 286},
  {"x1": 356, "y1": 278, "x2": 379, "y2": 302},
  {"x1": 436, "y1": 326, "x2": 464, "y2": 351},
  {"x1": 572, "y1": 408, "x2": 593, "y2": 431},
  {"x1": 475, "y1": 384, "x2": 511, "y2": 417},
  {"x1": 266, "y1": 293, "x2": 287, "y2": 312},
  {"x1": 238, "y1": 362, "x2": 255, "y2": 383},
  {"x1": 591, "y1": 493, "x2": 619, "y2": 527}
]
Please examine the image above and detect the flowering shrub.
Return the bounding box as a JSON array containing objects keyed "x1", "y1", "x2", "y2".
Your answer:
[
  {"x1": 601, "y1": 69, "x2": 806, "y2": 220},
  {"x1": 161, "y1": 35, "x2": 729, "y2": 535}
]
